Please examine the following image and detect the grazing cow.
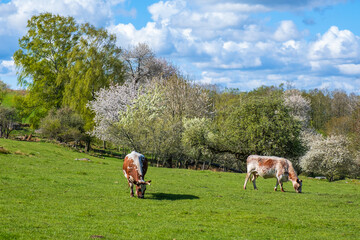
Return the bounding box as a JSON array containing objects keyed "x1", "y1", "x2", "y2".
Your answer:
[
  {"x1": 243, "y1": 155, "x2": 302, "y2": 193},
  {"x1": 123, "y1": 151, "x2": 151, "y2": 198}
]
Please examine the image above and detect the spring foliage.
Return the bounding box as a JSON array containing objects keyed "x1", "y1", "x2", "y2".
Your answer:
[
  {"x1": 40, "y1": 107, "x2": 85, "y2": 144},
  {"x1": 13, "y1": 13, "x2": 125, "y2": 129}
]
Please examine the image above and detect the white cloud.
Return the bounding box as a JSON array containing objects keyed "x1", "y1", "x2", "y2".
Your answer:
[
  {"x1": 309, "y1": 26, "x2": 360, "y2": 60},
  {"x1": 202, "y1": 3, "x2": 269, "y2": 13},
  {"x1": 199, "y1": 71, "x2": 232, "y2": 85},
  {"x1": 0, "y1": 0, "x2": 125, "y2": 35},
  {"x1": 0, "y1": 58, "x2": 17, "y2": 88},
  {"x1": 282, "y1": 40, "x2": 300, "y2": 50},
  {"x1": 273, "y1": 20, "x2": 300, "y2": 42},
  {"x1": 337, "y1": 64, "x2": 360, "y2": 75},
  {"x1": 0, "y1": 59, "x2": 15, "y2": 73},
  {"x1": 108, "y1": 22, "x2": 171, "y2": 53},
  {"x1": 148, "y1": 0, "x2": 186, "y2": 24}
]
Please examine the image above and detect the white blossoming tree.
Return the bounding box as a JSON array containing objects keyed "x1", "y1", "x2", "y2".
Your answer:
[
  {"x1": 122, "y1": 43, "x2": 177, "y2": 85},
  {"x1": 87, "y1": 79, "x2": 140, "y2": 145},
  {"x1": 284, "y1": 89, "x2": 311, "y2": 128},
  {"x1": 300, "y1": 135, "x2": 356, "y2": 181},
  {"x1": 89, "y1": 73, "x2": 212, "y2": 162}
]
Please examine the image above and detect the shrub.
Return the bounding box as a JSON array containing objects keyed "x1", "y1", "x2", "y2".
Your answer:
[{"x1": 40, "y1": 107, "x2": 85, "y2": 144}]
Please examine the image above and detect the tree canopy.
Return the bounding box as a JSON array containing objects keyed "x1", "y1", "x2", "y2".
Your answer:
[
  {"x1": 13, "y1": 13, "x2": 79, "y2": 127},
  {"x1": 13, "y1": 13, "x2": 125, "y2": 128}
]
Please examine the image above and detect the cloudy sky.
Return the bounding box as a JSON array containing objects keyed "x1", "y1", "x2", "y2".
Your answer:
[{"x1": 1, "y1": 0, "x2": 360, "y2": 92}]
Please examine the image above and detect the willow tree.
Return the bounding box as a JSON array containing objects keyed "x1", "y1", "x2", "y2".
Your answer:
[
  {"x1": 63, "y1": 23, "x2": 125, "y2": 131},
  {"x1": 14, "y1": 13, "x2": 125, "y2": 132},
  {"x1": 13, "y1": 13, "x2": 80, "y2": 128}
]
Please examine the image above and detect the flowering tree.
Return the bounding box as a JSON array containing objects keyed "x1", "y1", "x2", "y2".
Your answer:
[
  {"x1": 114, "y1": 84, "x2": 165, "y2": 152},
  {"x1": 87, "y1": 79, "x2": 140, "y2": 144},
  {"x1": 284, "y1": 89, "x2": 311, "y2": 128},
  {"x1": 89, "y1": 72, "x2": 213, "y2": 166},
  {"x1": 300, "y1": 135, "x2": 356, "y2": 181},
  {"x1": 121, "y1": 43, "x2": 177, "y2": 85}
]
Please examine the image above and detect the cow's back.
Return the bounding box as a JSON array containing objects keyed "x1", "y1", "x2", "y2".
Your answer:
[
  {"x1": 123, "y1": 151, "x2": 148, "y2": 182},
  {"x1": 246, "y1": 155, "x2": 288, "y2": 178}
]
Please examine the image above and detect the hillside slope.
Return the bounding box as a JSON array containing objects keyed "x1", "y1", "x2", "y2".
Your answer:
[
  {"x1": 0, "y1": 139, "x2": 359, "y2": 239},
  {"x1": 1, "y1": 90, "x2": 24, "y2": 108}
]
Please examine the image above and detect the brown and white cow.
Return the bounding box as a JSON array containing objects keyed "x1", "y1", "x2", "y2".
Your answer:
[
  {"x1": 243, "y1": 155, "x2": 302, "y2": 193},
  {"x1": 123, "y1": 151, "x2": 151, "y2": 198}
]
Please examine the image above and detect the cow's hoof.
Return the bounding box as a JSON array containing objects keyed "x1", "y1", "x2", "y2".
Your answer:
[{"x1": 274, "y1": 188, "x2": 277, "y2": 191}]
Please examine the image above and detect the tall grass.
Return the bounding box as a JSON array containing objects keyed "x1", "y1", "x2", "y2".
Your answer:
[{"x1": 0, "y1": 139, "x2": 359, "y2": 239}]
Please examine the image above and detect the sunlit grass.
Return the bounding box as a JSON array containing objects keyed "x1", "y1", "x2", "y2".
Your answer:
[{"x1": 0, "y1": 139, "x2": 359, "y2": 239}]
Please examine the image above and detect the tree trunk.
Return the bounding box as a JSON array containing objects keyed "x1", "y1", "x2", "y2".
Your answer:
[
  {"x1": 85, "y1": 138, "x2": 91, "y2": 153},
  {"x1": 208, "y1": 159, "x2": 213, "y2": 170},
  {"x1": 27, "y1": 134, "x2": 32, "y2": 141},
  {"x1": 167, "y1": 158, "x2": 172, "y2": 168}
]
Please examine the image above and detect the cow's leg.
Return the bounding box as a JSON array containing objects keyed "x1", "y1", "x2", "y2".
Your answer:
[
  {"x1": 274, "y1": 179, "x2": 279, "y2": 191},
  {"x1": 280, "y1": 181, "x2": 285, "y2": 192},
  {"x1": 252, "y1": 174, "x2": 258, "y2": 190},
  {"x1": 243, "y1": 172, "x2": 251, "y2": 190},
  {"x1": 128, "y1": 181, "x2": 134, "y2": 197}
]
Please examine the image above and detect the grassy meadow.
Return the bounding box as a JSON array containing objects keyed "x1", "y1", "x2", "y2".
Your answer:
[
  {"x1": 0, "y1": 138, "x2": 359, "y2": 239},
  {"x1": 1, "y1": 90, "x2": 22, "y2": 108}
]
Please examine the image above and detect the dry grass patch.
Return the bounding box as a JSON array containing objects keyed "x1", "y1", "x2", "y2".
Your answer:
[{"x1": 0, "y1": 146, "x2": 10, "y2": 154}]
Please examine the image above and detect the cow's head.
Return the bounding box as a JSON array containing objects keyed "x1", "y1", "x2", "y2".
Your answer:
[
  {"x1": 293, "y1": 179, "x2": 302, "y2": 193},
  {"x1": 135, "y1": 180, "x2": 151, "y2": 198}
]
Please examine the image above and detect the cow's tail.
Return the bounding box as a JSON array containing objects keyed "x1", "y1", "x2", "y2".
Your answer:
[{"x1": 249, "y1": 172, "x2": 256, "y2": 182}]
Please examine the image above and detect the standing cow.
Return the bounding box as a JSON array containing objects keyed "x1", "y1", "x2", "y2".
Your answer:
[
  {"x1": 243, "y1": 155, "x2": 302, "y2": 193},
  {"x1": 123, "y1": 151, "x2": 151, "y2": 198}
]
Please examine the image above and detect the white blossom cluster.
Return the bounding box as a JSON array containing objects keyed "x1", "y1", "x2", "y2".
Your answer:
[
  {"x1": 284, "y1": 89, "x2": 311, "y2": 128},
  {"x1": 300, "y1": 134, "x2": 355, "y2": 180},
  {"x1": 87, "y1": 79, "x2": 141, "y2": 142}
]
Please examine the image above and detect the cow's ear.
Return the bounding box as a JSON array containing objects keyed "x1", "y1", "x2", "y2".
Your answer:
[{"x1": 145, "y1": 180, "x2": 151, "y2": 185}]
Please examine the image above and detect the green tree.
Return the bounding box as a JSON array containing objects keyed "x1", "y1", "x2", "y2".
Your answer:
[
  {"x1": 305, "y1": 89, "x2": 332, "y2": 134},
  {"x1": 182, "y1": 117, "x2": 214, "y2": 168},
  {"x1": 63, "y1": 23, "x2": 125, "y2": 131},
  {"x1": 13, "y1": 13, "x2": 80, "y2": 128},
  {"x1": 221, "y1": 87, "x2": 304, "y2": 161},
  {"x1": 13, "y1": 13, "x2": 125, "y2": 132},
  {"x1": 181, "y1": 86, "x2": 304, "y2": 171},
  {"x1": 0, "y1": 107, "x2": 19, "y2": 138}
]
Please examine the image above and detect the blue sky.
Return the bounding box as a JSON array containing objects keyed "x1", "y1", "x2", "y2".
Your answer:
[{"x1": 1, "y1": 0, "x2": 360, "y2": 93}]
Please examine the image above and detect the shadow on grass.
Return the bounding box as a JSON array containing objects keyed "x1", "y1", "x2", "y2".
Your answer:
[{"x1": 148, "y1": 192, "x2": 200, "y2": 201}]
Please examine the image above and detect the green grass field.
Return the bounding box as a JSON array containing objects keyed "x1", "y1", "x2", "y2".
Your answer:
[{"x1": 0, "y1": 139, "x2": 359, "y2": 239}]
